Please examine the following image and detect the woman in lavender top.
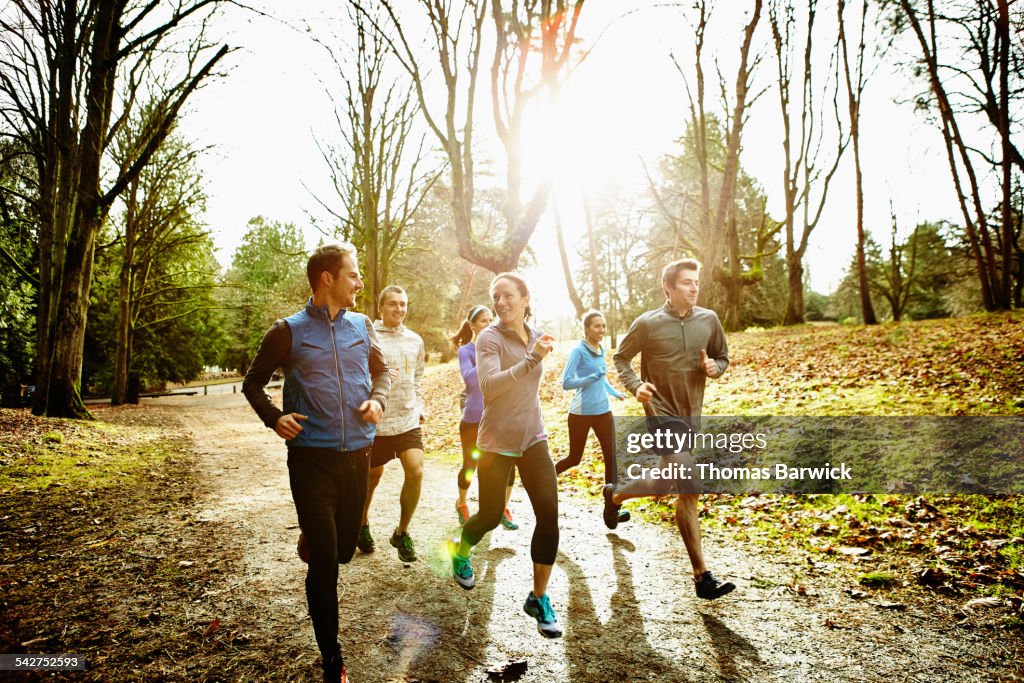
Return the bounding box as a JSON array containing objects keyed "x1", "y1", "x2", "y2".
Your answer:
[{"x1": 451, "y1": 305, "x2": 517, "y2": 530}]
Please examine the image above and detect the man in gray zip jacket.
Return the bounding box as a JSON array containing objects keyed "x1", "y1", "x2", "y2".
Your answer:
[
  {"x1": 243, "y1": 242, "x2": 390, "y2": 682},
  {"x1": 610, "y1": 257, "x2": 736, "y2": 601}
]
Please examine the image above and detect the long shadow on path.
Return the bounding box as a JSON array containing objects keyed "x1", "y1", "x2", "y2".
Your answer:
[{"x1": 559, "y1": 534, "x2": 697, "y2": 682}]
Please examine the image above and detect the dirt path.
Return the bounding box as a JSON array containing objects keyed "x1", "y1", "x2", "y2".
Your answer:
[{"x1": 143, "y1": 392, "x2": 1018, "y2": 682}]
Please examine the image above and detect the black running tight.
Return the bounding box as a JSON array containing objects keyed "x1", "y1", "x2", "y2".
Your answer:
[
  {"x1": 457, "y1": 420, "x2": 515, "y2": 490},
  {"x1": 461, "y1": 440, "x2": 558, "y2": 564},
  {"x1": 554, "y1": 411, "x2": 618, "y2": 485}
]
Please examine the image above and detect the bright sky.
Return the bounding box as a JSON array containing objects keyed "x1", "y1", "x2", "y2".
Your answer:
[{"x1": 181, "y1": 1, "x2": 978, "y2": 322}]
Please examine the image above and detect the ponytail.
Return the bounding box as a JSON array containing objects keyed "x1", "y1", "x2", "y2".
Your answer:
[
  {"x1": 450, "y1": 321, "x2": 474, "y2": 347},
  {"x1": 449, "y1": 305, "x2": 490, "y2": 347}
]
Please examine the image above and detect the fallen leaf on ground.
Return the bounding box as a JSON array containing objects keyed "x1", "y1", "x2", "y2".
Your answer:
[
  {"x1": 868, "y1": 601, "x2": 907, "y2": 610},
  {"x1": 20, "y1": 636, "x2": 52, "y2": 647},
  {"x1": 203, "y1": 617, "x2": 221, "y2": 637},
  {"x1": 486, "y1": 659, "x2": 528, "y2": 681},
  {"x1": 964, "y1": 597, "x2": 1002, "y2": 610}
]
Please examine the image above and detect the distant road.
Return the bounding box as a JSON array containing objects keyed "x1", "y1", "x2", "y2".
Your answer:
[{"x1": 84, "y1": 380, "x2": 279, "y2": 404}]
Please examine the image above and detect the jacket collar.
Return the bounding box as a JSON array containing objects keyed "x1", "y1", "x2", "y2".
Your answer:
[
  {"x1": 305, "y1": 297, "x2": 348, "y2": 322},
  {"x1": 493, "y1": 319, "x2": 540, "y2": 345},
  {"x1": 373, "y1": 319, "x2": 406, "y2": 334},
  {"x1": 663, "y1": 301, "x2": 695, "y2": 320},
  {"x1": 581, "y1": 339, "x2": 603, "y2": 355}
]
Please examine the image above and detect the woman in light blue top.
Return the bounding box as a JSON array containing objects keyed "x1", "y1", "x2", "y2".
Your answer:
[{"x1": 555, "y1": 311, "x2": 629, "y2": 524}]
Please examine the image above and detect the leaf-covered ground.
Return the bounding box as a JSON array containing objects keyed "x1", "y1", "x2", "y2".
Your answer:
[{"x1": 521, "y1": 312, "x2": 1024, "y2": 625}]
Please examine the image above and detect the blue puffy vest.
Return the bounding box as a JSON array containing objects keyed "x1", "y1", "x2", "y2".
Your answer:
[{"x1": 282, "y1": 299, "x2": 375, "y2": 451}]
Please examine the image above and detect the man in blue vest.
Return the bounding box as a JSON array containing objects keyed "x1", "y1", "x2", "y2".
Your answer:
[{"x1": 243, "y1": 242, "x2": 390, "y2": 683}]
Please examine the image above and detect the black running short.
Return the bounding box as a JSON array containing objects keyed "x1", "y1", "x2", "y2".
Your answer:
[{"x1": 370, "y1": 427, "x2": 424, "y2": 467}]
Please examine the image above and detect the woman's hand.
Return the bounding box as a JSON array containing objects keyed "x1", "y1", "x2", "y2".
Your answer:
[{"x1": 533, "y1": 334, "x2": 555, "y2": 358}]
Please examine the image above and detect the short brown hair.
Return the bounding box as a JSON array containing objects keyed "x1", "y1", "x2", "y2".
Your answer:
[
  {"x1": 662, "y1": 258, "x2": 701, "y2": 289},
  {"x1": 307, "y1": 242, "x2": 357, "y2": 291},
  {"x1": 378, "y1": 285, "x2": 407, "y2": 309}
]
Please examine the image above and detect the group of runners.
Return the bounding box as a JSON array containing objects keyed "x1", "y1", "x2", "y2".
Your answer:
[{"x1": 242, "y1": 242, "x2": 736, "y2": 683}]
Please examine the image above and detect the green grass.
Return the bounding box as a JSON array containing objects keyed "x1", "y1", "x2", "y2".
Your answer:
[
  {"x1": 859, "y1": 571, "x2": 898, "y2": 588},
  {"x1": 0, "y1": 420, "x2": 182, "y2": 493}
]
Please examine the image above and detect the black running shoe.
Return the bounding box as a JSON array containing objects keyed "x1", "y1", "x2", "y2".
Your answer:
[
  {"x1": 356, "y1": 525, "x2": 374, "y2": 554},
  {"x1": 389, "y1": 530, "x2": 417, "y2": 562},
  {"x1": 322, "y1": 652, "x2": 348, "y2": 683},
  {"x1": 694, "y1": 571, "x2": 736, "y2": 600},
  {"x1": 602, "y1": 484, "x2": 622, "y2": 529}
]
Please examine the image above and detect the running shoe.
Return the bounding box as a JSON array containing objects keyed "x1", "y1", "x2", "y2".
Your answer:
[
  {"x1": 501, "y1": 508, "x2": 519, "y2": 530},
  {"x1": 322, "y1": 653, "x2": 348, "y2": 682},
  {"x1": 523, "y1": 592, "x2": 563, "y2": 638},
  {"x1": 389, "y1": 530, "x2": 417, "y2": 562},
  {"x1": 694, "y1": 571, "x2": 736, "y2": 600},
  {"x1": 356, "y1": 524, "x2": 374, "y2": 554},
  {"x1": 297, "y1": 531, "x2": 310, "y2": 563},
  {"x1": 456, "y1": 501, "x2": 471, "y2": 526},
  {"x1": 602, "y1": 484, "x2": 623, "y2": 530},
  {"x1": 447, "y1": 540, "x2": 475, "y2": 589}
]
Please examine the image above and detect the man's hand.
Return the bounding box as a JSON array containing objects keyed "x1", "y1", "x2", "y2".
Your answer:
[
  {"x1": 700, "y1": 349, "x2": 720, "y2": 378},
  {"x1": 635, "y1": 382, "x2": 657, "y2": 403},
  {"x1": 389, "y1": 368, "x2": 399, "y2": 382},
  {"x1": 275, "y1": 413, "x2": 308, "y2": 440},
  {"x1": 359, "y1": 399, "x2": 384, "y2": 424}
]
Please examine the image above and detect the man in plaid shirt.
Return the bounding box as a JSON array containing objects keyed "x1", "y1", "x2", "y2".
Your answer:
[{"x1": 359, "y1": 286, "x2": 427, "y2": 562}]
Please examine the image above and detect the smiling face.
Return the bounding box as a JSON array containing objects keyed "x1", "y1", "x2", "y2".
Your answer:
[
  {"x1": 380, "y1": 290, "x2": 408, "y2": 327},
  {"x1": 584, "y1": 314, "x2": 607, "y2": 345},
  {"x1": 491, "y1": 277, "x2": 529, "y2": 326},
  {"x1": 470, "y1": 308, "x2": 493, "y2": 336},
  {"x1": 323, "y1": 253, "x2": 363, "y2": 310},
  {"x1": 664, "y1": 267, "x2": 700, "y2": 313}
]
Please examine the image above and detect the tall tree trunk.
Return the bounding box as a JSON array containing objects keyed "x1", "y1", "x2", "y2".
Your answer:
[
  {"x1": 898, "y1": 0, "x2": 1001, "y2": 310},
  {"x1": 582, "y1": 192, "x2": 601, "y2": 311},
  {"x1": 111, "y1": 180, "x2": 139, "y2": 405},
  {"x1": 33, "y1": 0, "x2": 79, "y2": 415},
  {"x1": 838, "y1": 0, "x2": 877, "y2": 324},
  {"x1": 997, "y1": 0, "x2": 1012, "y2": 309},
  {"x1": 46, "y1": 0, "x2": 121, "y2": 418},
  {"x1": 785, "y1": 254, "x2": 805, "y2": 325},
  {"x1": 711, "y1": 0, "x2": 762, "y2": 326},
  {"x1": 851, "y1": 119, "x2": 876, "y2": 324},
  {"x1": 722, "y1": 212, "x2": 743, "y2": 331},
  {"x1": 554, "y1": 202, "x2": 585, "y2": 318}
]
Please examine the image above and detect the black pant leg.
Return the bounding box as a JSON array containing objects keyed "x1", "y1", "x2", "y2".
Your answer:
[
  {"x1": 517, "y1": 440, "x2": 560, "y2": 565},
  {"x1": 336, "y1": 447, "x2": 369, "y2": 564},
  {"x1": 287, "y1": 448, "x2": 341, "y2": 660},
  {"x1": 461, "y1": 450, "x2": 514, "y2": 547},
  {"x1": 592, "y1": 412, "x2": 618, "y2": 485},
  {"x1": 457, "y1": 421, "x2": 478, "y2": 490},
  {"x1": 555, "y1": 412, "x2": 589, "y2": 474}
]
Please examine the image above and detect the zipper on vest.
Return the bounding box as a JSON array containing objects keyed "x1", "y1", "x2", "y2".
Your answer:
[{"x1": 330, "y1": 319, "x2": 345, "y2": 449}]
